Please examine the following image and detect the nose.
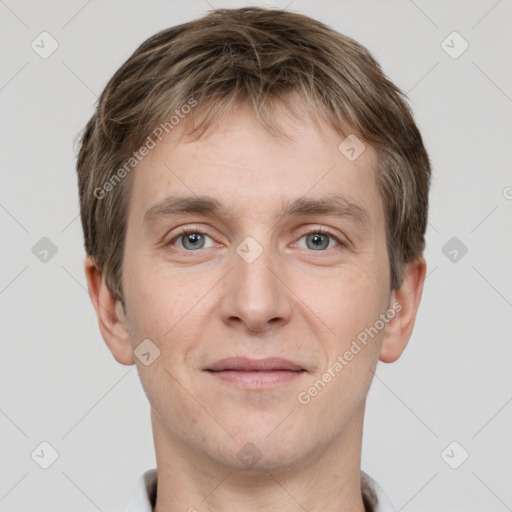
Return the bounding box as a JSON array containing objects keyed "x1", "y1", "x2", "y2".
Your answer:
[{"x1": 219, "y1": 241, "x2": 292, "y2": 333}]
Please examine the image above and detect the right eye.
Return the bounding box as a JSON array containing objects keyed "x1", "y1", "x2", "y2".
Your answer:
[{"x1": 165, "y1": 227, "x2": 217, "y2": 251}]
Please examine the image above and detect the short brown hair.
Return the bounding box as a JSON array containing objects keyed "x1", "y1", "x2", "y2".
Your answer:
[{"x1": 76, "y1": 6, "x2": 431, "y2": 303}]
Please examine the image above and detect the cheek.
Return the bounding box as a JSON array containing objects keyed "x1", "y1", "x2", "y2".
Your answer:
[
  {"x1": 123, "y1": 247, "x2": 183, "y2": 317},
  {"x1": 123, "y1": 261, "x2": 215, "y2": 374},
  {"x1": 299, "y1": 264, "x2": 389, "y2": 339},
  {"x1": 297, "y1": 280, "x2": 384, "y2": 420}
]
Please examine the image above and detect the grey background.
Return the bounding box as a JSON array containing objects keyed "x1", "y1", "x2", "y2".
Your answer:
[{"x1": 1, "y1": 0, "x2": 511, "y2": 511}]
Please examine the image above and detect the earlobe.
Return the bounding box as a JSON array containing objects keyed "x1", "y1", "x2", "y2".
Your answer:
[
  {"x1": 379, "y1": 257, "x2": 427, "y2": 363},
  {"x1": 84, "y1": 257, "x2": 135, "y2": 366}
]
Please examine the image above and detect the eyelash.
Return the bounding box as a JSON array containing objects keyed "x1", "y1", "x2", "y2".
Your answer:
[{"x1": 165, "y1": 225, "x2": 346, "y2": 251}]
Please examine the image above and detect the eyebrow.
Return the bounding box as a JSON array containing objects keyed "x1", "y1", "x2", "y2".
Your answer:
[{"x1": 143, "y1": 194, "x2": 371, "y2": 232}]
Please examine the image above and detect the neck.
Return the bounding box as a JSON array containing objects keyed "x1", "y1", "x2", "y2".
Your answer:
[{"x1": 152, "y1": 408, "x2": 367, "y2": 512}]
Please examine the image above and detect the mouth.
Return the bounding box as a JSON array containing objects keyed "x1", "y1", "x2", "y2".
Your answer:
[
  {"x1": 207, "y1": 357, "x2": 305, "y2": 372},
  {"x1": 205, "y1": 357, "x2": 306, "y2": 389}
]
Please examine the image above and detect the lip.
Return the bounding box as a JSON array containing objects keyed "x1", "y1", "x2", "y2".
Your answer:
[
  {"x1": 207, "y1": 357, "x2": 304, "y2": 372},
  {"x1": 206, "y1": 357, "x2": 306, "y2": 389}
]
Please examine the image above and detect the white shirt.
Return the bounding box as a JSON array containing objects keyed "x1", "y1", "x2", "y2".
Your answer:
[{"x1": 125, "y1": 468, "x2": 397, "y2": 512}]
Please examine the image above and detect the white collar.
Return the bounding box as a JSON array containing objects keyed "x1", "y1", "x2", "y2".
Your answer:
[{"x1": 125, "y1": 468, "x2": 397, "y2": 512}]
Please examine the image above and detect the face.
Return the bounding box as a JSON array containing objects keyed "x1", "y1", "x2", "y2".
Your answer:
[{"x1": 119, "y1": 103, "x2": 394, "y2": 470}]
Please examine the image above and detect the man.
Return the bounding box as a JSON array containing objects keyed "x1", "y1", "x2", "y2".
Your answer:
[{"x1": 76, "y1": 6, "x2": 430, "y2": 512}]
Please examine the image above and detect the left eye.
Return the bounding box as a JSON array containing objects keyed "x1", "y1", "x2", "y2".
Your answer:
[{"x1": 296, "y1": 230, "x2": 343, "y2": 251}]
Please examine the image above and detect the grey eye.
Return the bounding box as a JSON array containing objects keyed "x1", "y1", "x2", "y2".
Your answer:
[
  {"x1": 179, "y1": 232, "x2": 214, "y2": 250},
  {"x1": 305, "y1": 233, "x2": 331, "y2": 250},
  {"x1": 183, "y1": 233, "x2": 204, "y2": 250}
]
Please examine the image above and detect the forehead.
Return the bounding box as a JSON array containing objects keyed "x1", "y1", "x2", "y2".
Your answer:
[{"x1": 129, "y1": 104, "x2": 384, "y2": 230}]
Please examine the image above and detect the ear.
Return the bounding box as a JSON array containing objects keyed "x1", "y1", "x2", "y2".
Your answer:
[
  {"x1": 84, "y1": 256, "x2": 134, "y2": 365},
  {"x1": 379, "y1": 257, "x2": 427, "y2": 363}
]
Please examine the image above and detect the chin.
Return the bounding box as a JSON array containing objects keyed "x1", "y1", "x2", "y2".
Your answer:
[{"x1": 214, "y1": 426, "x2": 312, "y2": 472}]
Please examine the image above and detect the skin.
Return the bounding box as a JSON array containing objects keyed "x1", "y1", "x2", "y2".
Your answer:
[{"x1": 85, "y1": 102, "x2": 426, "y2": 512}]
